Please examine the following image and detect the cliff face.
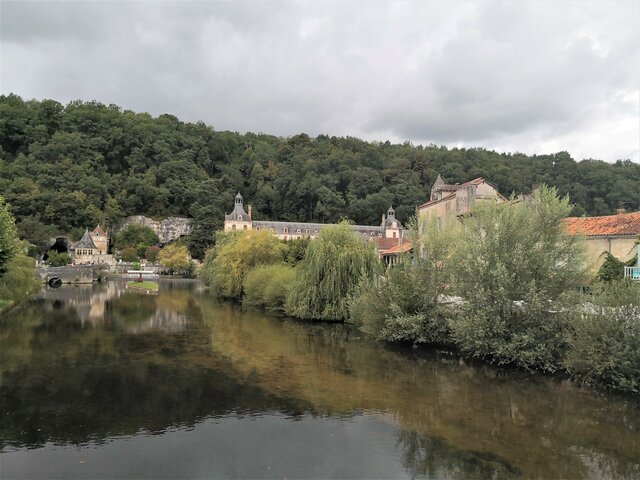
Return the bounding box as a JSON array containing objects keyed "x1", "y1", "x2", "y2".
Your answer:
[{"x1": 118, "y1": 216, "x2": 192, "y2": 244}]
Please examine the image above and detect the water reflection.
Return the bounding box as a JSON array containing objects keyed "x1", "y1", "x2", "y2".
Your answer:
[{"x1": 0, "y1": 281, "x2": 638, "y2": 479}]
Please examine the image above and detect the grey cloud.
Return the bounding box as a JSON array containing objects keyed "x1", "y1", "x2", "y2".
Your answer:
[{"x1": 1, "y1": 0, "x2": 638, "y2": 161}]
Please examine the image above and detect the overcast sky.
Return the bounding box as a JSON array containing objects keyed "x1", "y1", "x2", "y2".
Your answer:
[{"x1": 1, "y1": 0, "x2": 638, "y2": 162}]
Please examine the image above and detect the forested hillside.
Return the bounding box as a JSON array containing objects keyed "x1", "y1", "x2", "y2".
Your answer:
[{"x1": 1, "y1": 94, "x2": 639, "y2": 257}]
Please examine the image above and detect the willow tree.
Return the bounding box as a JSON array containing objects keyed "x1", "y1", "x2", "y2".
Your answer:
[
  {"x1": 201, "y1": 230, "x2": 287, "y2": 299},
  {"x1": 286, "y1": 223, "x2": 379, "y2": 321}
]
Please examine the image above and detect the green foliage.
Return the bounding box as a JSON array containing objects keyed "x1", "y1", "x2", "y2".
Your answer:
[
  {"x1": 565, "y1": 305, "x2": 640, "y2": 394},
  {"x1": 0, "y1": 195, "x2": 18, "y2": 276},
  {"x1": 145, "y1": 245, "x2": 161, "y2": 262},
  {"x1": 116, "y1": 224, "x2": 159, "y2": 250},
  {"x1": 588, "y1": 279, "x2": 640, "y2": 308},
  {"x1": 1, "y1": 95, "x2": 638, "y2": 244},
  {"x1": 16, "y1": 216, "x2": 57, "y2": 256},
  {"x1": 157, "y1": 244, "x2": 191, "y2": 274},
  {"x1": 286, "y1": 223, "x2": 379, "y2": 321},
  {"x1": 595, "y1": 252, "x2": 638, "y2": 282},
  {"x1": 119, "y1": 247, "x2": 139, "y2": 262},
  {"x1": 449, "y1": 186, "x2": 586, "y2": 372},
  {"x1": 284, "y1": 237, "x2": 310, "y2": 265},
  {"x1": 201, "y1": 230, "x2": 287, "y2": 299},
  {"x1": 351, "y1": 222, "x2": 457, "y2": 344},
  {"x1": 243, "y1": 264, "x2": 295, "y2": 314},
  {"x1": 47, "y1": 250, "x2": 72, "y2": 266},
  {"x1": 0, "y1": 253, "x2": 40, "y2": 302}
]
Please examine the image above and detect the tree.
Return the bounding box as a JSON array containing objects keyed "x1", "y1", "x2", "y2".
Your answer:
[
  {"x1": 0, "y1": 195, "x2": 18, "y2": 276},
  {"x1": 201, "y1": 230, "x2": 287, "y2": 299},
  {"x1": 145, "y1": 245, "x2": 161, "y2": 263},
  {"x1": 450, "y1": 186, "x2": 586, "y2": 372},
  {"x1": 16, "y1": 216, "x2": 57, "y2": 257},
  {"x1": 350, "y1": 219, "x2": 458, "y2": 344},
  {"x1": 157, "y1": 244, "x2": 191, "y2": 274},
  {"x1": 47, "y1": 250, "x2": 72, "y2": 266},
  {"x1": 286, "y1": 223, "x2": 379, "y2": 321},
  {"x1": 116, "y1": 224, "x2": 159, "y2": 250},
  {"x1": 119, "y1": 247, "x2": 139, "y2": 262}
]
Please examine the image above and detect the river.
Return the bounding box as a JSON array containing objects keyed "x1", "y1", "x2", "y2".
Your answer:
[{"x1": 0, "y1": 280, "x2": 638, "y2": 479}]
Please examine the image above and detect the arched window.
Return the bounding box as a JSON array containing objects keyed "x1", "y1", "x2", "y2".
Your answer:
[{"x1": 238, "y1": 215, "x2": 243, "y2": 221}]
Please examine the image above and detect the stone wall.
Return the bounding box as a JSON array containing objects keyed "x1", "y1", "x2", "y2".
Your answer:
[
  {"x1": 37, "y1": 265, "x2": 96, "y2": 284},
  {"x1": 118, "y1": 216, "x2": 192, "y2": 244}
]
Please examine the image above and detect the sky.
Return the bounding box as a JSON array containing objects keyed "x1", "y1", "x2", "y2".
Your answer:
[{"x1": 1, "y1": 0, "x2": 639, "y2": 162}]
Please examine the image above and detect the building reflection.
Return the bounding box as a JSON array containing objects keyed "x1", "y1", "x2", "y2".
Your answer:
[{"x1": 38, "y1": 281, "x2": 189, "y2": 333}]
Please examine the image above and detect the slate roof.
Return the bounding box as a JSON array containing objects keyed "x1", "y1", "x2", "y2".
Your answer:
[
  {"x1": 564, "y1": 212, "x2": 640, "y2": 237},
  {"x1": 71, "y1": 229, "x2": 98, "y2": 250}
]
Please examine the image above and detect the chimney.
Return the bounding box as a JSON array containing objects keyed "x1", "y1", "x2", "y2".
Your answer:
[{"x1": 248, "y1": 204, "x2": 252, "y2": 218}]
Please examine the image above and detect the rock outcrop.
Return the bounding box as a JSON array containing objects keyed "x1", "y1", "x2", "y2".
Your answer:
[{"x1": 118, "y1": 216, "x2": 192, "y2": 244}]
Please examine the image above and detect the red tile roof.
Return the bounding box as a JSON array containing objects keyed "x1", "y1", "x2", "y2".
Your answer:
[
  {"x1": 381, "y1": 242, "x2": 412, "y2": 255},
  {"x1": 374, "y1": 237, "x2": 403, "y2": 251},
  {"x1": 564, "y1": 212, "x2": 640, "y2": 237}
]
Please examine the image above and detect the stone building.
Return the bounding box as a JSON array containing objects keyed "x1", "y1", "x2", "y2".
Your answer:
[
  {"x1": 418, "y1": 175, "x2": 504, "y2": 229},
  {"x1": 564, "y1": 211, "x2": 640, "y2": 269},
  {"x1": 70, "y1": 226, "x2": 115, "y2": 266},
  {"x1": 224, "y1": 193, "x2": 405, "y2": 247}
]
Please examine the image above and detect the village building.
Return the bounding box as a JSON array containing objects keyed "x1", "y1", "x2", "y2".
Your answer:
[
  {"x1": 564, "y1": 211, "x2": 640, "y2": 269},
  {"x1": 69, "y1": 226, "x2": 115, "y2": 266},
  {"x1": 417, "y1": 175, "x2": 505, "y2": 229},
  {"x1": 224, "y1": 193, "x2": 406, "y2": 255}
]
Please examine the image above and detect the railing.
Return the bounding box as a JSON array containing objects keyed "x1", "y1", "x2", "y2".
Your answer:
[{"x1": 624, "y1": 266, "x2": 640, "y2": 280}]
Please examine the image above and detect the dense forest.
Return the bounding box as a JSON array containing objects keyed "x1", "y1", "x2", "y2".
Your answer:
[{"x1": 1, "y1": 94, "x2": 639, "y2": 258}]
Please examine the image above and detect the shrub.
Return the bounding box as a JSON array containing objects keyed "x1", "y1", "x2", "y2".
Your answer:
[
  {"x1": 286, "y1": 223, "x2": 379, "y2": 321},
  {"x1": 201, "y1": 230, "x2": 287, "y2": 299},
  {"x1": 449, "y1": 186, "x2": 586, "y2": 372},
  {"x1": 595, "y1": 252, "x2": 637, "y2": 282},
  {"x1": 565, "y1": 305, "x2": 640, "y2": 394},
  {"x1": 350, "y1": 220, "x2": 456, "y2": 345},
  {"x1": 243, "y1": 264, "x2": 295, "y2": 314},
  {"x1": 47, "y1": 250, "x2": 72, "y2": 266}
]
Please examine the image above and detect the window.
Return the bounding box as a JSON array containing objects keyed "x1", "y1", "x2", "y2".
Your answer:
[
  {"x1": 314, "y1": 230, "x2": 318, "y2": 234},
  {"x1": 255, "y1": 226, "x2": 260, "y2": 231},
  {"x1": 283, "y1": 227, "x2": 289, "y2": 234},
  {"x1": 270, "y1": 228, "x2": 274, "y2": 232},
  {"x1": 238, "y1": 215, "x2": 243, "y2": 221},
  {"x1": 297, "y1": 229, "x2": 301, "y2": 234},
  {"x1": 306, "y1": 229, "x2": 310, "y2": 234}
]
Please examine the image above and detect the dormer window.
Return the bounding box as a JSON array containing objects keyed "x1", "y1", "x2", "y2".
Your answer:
[{"x1": 297, "y1": 229, "x2": 301, "y2": 234}]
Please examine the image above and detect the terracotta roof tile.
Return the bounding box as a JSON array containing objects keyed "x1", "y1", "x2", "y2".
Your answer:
[
  {"x1": 382, "y1": 242, "x2": 412, "y2": 255},
  {"x1": 564, "y1": 212, "x2": 640, "y2": 236}
]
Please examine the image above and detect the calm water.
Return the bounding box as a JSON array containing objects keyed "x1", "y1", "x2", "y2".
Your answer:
[{"x1": 0, "y1": 281, "x2": 638, "y2": 479}]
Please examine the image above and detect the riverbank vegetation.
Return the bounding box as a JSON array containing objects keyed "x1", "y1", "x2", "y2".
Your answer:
[
  {"x1": 2, "y1": 95, "x2": 639, "y2": 260},
  {"x1": 0, "y1": 196, "x2": 39, "y2": 311},
  {"x1": 202, "y1": 186, "x2": 640, "y2": 395}
]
